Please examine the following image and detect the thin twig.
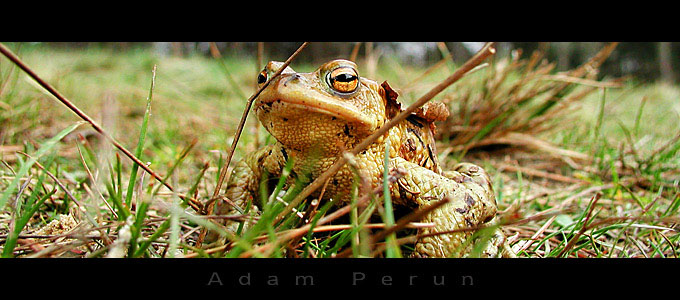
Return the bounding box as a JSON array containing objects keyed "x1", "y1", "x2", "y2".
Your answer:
[
  {"x1": 335, "y1": 196, "x2": 453, "y2": 258},
  {"x1": 371, "y1": 197, "x2": 451, "y2": 245},
  {"x1": 254, "y1": 42, "x2": 264, "y2": 150},
  {"x1": 209, "y1": 42, "x2": 309, "y2": 203},
  {"x1": 401, "y1": 53, "x2": 453, "y2": 92}
]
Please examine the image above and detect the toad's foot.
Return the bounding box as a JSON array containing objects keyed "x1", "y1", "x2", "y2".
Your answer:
[{"x1": 390, "y1": 158, "x2": 511, "y2": 258}]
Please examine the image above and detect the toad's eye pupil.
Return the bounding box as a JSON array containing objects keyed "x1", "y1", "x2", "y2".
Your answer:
[
  {"x1": 328, "y1": 67, "x2": 359, "y2": 93},
  {"x1": 257, "y1": 73, "x2": 267, "y2": 84},
  {"x1": 335, "y1": 73, "x2": 357, "y2": 82}
]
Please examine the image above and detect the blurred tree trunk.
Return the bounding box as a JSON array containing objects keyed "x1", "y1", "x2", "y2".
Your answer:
[
  {"x1": 553, "y1": 42, "x2": 571, "y2": 71},
  {"x1": 658, "y1": 42, "x2": 675, "y2": 84},
  {"x1": 495, "y1": 42, "x2": 513, "y2": 59},
  {"x1": 171, "y1": 42, "x2": 183, "y2": 57},
  {"x1": 447, "y1": 42, "x2": 472, "y2": 65}
]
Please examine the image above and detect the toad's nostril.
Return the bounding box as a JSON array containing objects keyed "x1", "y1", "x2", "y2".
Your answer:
[{"x1": 282, "y1": 74, "x2": 302, "y2": 87}]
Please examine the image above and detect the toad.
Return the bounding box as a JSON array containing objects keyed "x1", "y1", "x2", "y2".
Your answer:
[{"x1": 205, "y1": 59, "x2": 513, "y2": 258}]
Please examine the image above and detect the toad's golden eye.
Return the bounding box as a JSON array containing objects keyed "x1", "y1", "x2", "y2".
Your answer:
[
  {"x1": 257, "y1": 70, "x2": 268, "y2": 84},
  {"x1": 328, "y1": 67, "x2": 359, "y2": 93}
]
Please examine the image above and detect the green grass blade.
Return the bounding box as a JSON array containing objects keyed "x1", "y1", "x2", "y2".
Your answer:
[
  {"x1": 115, "y1": 153, "x2": 123, "y2": 205},
  {"x1": 105, "y1": 175, "x2": 130, "y2": 220},
  {"x1": 124, "y1": 65, "x2": 156, "y2": 208},
  {"x1": 0, "y1": 121, "x2": 84, "y2": 210},
  {"x1": 382, "y1": 140, "x2": 401, "y2": 258},
  {"x1": 131, "y1": 142, "x2": 193, "y2": 257},
  {"x1": 2, "y1": 188, "x2": 56, "y2": 258}
]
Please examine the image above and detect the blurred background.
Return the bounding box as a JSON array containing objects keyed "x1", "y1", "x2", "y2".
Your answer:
[
  {"x1": 2, "y1": 41, "x2": 678, "y2": 155},
  {"x1": 40, "y1": 42, "x2": 679, "y2": 84}
]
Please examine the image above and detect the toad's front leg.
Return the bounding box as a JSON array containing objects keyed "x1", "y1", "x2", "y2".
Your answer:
[
  {"x1": 389, "y1": 157, "x2": 511, "y2": 257},
  {"x1": 201, "y1": 144, "x2": 285, "y2": 247}
]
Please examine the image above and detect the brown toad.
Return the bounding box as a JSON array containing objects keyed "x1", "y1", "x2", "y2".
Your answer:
[{"x1": 205, "y1": 59, "x2": 513, "y2": 257}]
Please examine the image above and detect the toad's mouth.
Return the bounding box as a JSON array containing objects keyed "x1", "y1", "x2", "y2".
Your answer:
[{"x1": 254, "y1": 84, "x2": 378, "y2": 131}]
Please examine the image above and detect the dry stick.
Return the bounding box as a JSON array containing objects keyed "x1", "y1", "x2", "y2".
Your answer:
[
  {"x1": 335, "y1": 196, "x2": 453, "y2": 258},
  {"x1": 257, "y1": 42, "x2": 265, "y2": 74},
  {"x1": 401, "y1": 53, "x2": 454, "y2": 92},
  {"x1": 274, "y1": 42, "x2": 497, "y2": 224},
  {"x1": 209, "y1": 42, "x2": 309, "y2": 202},
  {"x1": 0, "y1": 43, "x2": 200, "y2": 207},
  {"x1": 0, "y1": 43, "x2": 21, "y2": 98},
  {"x1": 365, "y1": 42, "x2": 375, "y2": 78},
  {"x1": 0, "y1": 43, "x2": 204, "y2": 213},
  {"x1": 300, "y1": 222, "x2": 435, "y2": 233},
  {"x1": 254, "y1": 42, "x2": 264, "y2": 150},
  {"x1": 195, "y1": 202, "x2": 580, "y2": 259},
  {"x1": 373, "y1": 197, "x2": 451, "y2": 242},
  {"x1": 515, "y1": 215, "x2": 557, "y2": 254}
]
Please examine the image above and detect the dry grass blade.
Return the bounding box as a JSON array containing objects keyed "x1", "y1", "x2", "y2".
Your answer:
[
  {"x1": 349, "y1": 42, "x2": 362, "y2": 62},
  {"x1": 498, "y1": 162, "x2": 586, "y2": 184},
  {"x1": 441, "y1": 42, "x2": 620, "y2": 156},
  {"x1": 274, "y1": 42, "x2": 498, "y2": 224},
  {"x1": 556, "y1": 193, "x2": 601, "y2": 257},
  {"x1": 454, "y1": 132, "x2": 592, "y2": 161},
  {"x1": 75, "y1": 137, "x2": 117, "y2": 219},
  {"x1": 539, "y1": 74, "x2": 624, "y2": 88}
]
